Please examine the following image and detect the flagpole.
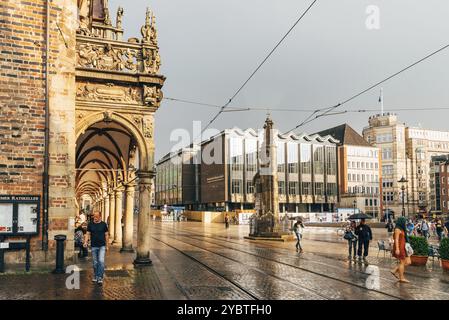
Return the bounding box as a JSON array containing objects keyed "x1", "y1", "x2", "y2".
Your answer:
[{"x1": 380, "y1": 88, "x2": 384, "y2": 115}]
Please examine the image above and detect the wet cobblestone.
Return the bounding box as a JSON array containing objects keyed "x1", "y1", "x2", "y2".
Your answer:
[{"x1": 0, "y1": 221, "x2": 448, "y2": 300}]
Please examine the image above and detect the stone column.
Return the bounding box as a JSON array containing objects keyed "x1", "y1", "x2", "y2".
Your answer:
[
  {"x1": 104, "y1": 195, "x2": 110, "y2": 224},
  {"x1": 113, "y1": 187, "x2": 124, "y2": 244},
  {"x1": 121, "y1": 184, "x2": 135, "y2": 252},
  {"x1": 109, "y1": 192, "x2": 116, "y2": 241},
  {"x1": 134, "y1": 171, "x2": 153, "y2": 266}
]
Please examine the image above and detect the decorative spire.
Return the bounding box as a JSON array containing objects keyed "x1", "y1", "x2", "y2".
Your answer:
[
  {"x1": 141, "y1": 8, "x2": 158, "y2": 45},
  {"x1": 141, "y1": 8, "x2": 152, "y2": 43}
]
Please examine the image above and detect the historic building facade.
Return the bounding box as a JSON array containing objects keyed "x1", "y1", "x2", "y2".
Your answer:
[
  {"x1": 317, "y1": 124, "x2": 382, "y2": 219},
  {"x1": 430, "y1": 155, "x2": 449, "y2": 215},
  {"x1": 363, "y1": 113, "x2": 449, "y2": 217},
  {"x1": 156, "y1": 123, "x2": 339, "y2": 213},
  {"x1": 1, "y1": 0, "x2": 165, "y2": 266}
]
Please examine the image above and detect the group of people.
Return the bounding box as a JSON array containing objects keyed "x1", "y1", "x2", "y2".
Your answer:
[
  {"x1": 74, "y1": 211, "x2": 109, "y2": 286},
  {"x1": 344, "y1": 219, "x2": 373, "y2": 264},
  {"x1": 402, "y1": 217, "x2": 449, "y2": 241}
]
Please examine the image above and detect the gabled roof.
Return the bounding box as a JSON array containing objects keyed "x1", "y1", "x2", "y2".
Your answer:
[{"x1": 316, "y1": 124, "x2": 371, "y2": 147}]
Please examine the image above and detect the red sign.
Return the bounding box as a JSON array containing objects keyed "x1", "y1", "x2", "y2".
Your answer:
[{"x1": 0, "y1": 226, "x2": 6, "y2": 232}]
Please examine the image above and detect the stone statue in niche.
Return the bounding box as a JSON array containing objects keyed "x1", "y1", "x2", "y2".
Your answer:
[
  {"x1": 116, "y1": 7, "x2": 124, "y2": 29},
  {"x1": 77, "y1": 16, "x2": 92, "y2": 36}
]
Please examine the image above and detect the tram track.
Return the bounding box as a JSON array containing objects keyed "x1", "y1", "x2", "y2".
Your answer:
[
  {"x1": 151, "y1": 232, "x2": 329, "y2": 300},
  {"x1": 151, "y1": 226, "x2": 400, "y2": 300},
  {"x1": 151, "y1": 234, "x2": 260, "y2": 300},
  {"x1": 153, "y1": 223, "x2": 449, "y2": 300}
]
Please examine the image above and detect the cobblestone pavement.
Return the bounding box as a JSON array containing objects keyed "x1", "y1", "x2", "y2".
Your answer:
[{"x1": 0, "y1": 221, "x2": 448, "y2": 300}]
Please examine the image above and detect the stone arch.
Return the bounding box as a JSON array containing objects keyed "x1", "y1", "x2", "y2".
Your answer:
[{"x1": 76, "y1": 111, "x2": 150, "y2": 171}]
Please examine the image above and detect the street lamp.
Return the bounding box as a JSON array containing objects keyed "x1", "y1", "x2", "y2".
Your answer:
[
  {"x1": 398, "y1": 176, "x2": 408, "y2": 217},
  {"x1": 353, "y1": 199, "x2": 357, "y2": 215}
]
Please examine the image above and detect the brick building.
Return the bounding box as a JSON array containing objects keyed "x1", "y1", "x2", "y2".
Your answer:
[{"x1": 1, "y1": 0, "x2": 165, "y2": 267}]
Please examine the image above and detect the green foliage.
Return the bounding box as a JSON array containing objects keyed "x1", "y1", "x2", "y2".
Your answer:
[
  {"x1": 409, "y1": 236, "x2": 429, "y2": 257},
  {"x1": 440, "y1": 238, "x2": 449, "y2": 261}
]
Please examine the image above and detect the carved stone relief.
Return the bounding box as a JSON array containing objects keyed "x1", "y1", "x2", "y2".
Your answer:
[
  {"x1": 77, "y1": 43, "x2": 138, "y2": 73},
  {"x1": 76, "y1": 83, "x2": 142, "y2": 104},
  {"x1": 143, "y1": 118, "x2": 153, "y2": 139},
  {"x1": 143, "y1": 85, "x2": 163, "y2": 106}
]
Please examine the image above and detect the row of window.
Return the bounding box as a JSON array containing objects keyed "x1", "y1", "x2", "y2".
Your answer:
[
  {"x1": 230, "y1": 179, "x2": 337, "y2": 196},
  {"x1": 365, "y1": 199, "x2": 379, "y2": 207},
  {"x1": 348, "y1": 161, "x2": 379, "y2": 170},
  {"x1": 347, "y1": 173, "x2": 379, "y2": 183},
  {"x1": 347, "y1": 146, "x2": 379, "y2": 158},
  {"x1": 347, "y1": 186, "x2": 380, "y2": 195}
]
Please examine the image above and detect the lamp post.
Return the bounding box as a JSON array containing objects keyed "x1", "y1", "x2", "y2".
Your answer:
[
  {"x1": 398, "y1": 176, "x2": 408, "y2": 217},
  {"x1": 353, "y1": 199, "x2": 357, "y2": 215}
]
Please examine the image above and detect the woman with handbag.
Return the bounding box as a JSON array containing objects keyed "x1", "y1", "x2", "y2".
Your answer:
[
  {"x1": 391, "y1": 216, "x2": 411, "y2": 283},
  {"x1": 344, "y1": 221, "x2": 358, "y2": 260}
]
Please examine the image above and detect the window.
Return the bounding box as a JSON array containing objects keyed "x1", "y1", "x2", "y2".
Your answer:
[
  {"x1": 383, "y1": 180, "x2": 393, "y2": 188},
  {"x1": 314, "y1": 182, "x2": 324, "y2": 196},
  {"x1": 383, "y1": 192, "x2": 394, "y2": 202},
  {"x1": 313, "y1": 145, "x2": 324, "y2": 174},
  {"x1": 301, "y1": 182, "x2": 312, "y2": 195},
  {"x1": 277, "y1": 142, "x2": 285, "y2": 172},
  {"x1": 382, "y1": 165, "x2": 394, "y2": 176},
  {"x1": 326, "y1": 146, "x2": 337, "y2": 175},
  {"x1": 300, "y1": 144, "x2": 312, "y2": 174},
  {"x1": 348, "y1": 174, "x2": 351, "y2": 182},
  {"x1": 246, "y1": 180, "x2": 254, "y2": 194},
  {"x1": 288, "y1": 181, "x2": 298, "y2": 195},
  {"x1": 382, "y1": 147, "x2": 392, "y2": 160},
  {"x1": 230, "y1": 138, "x2": 244, "y2": 171},
  {"x1": 287, "y1": 143, "x2": 298, "y2": 174},
  {"x1": 278, "y1": 181, "x2": 286, "y2": 194},
  {"x1": 327, "y1": 183, "x2": 337, "y2": 196},
  {"x1": 288, "y1": 163, "x2": 298, "y2": 174},
  {"x1": 231, "y1": 179, "x2": 242, "y2": 194},
  {"x1": 376, "y1": 133, "x2": 393, "y2": 143}
]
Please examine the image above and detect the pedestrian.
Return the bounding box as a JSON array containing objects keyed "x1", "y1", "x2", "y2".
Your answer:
[
  {"x1": 344, "y1": 221, "x2": 358, "y2": 260},
  {"x1": 391, "y1": 216, "x2": 411, "y2": 283},
  {"x1": 436, "y1": 219, "x2": 444, "y2": 241},
  {"x1": 406, "y1": 219, "x2": 415, "y2": 236},
  {"x1": 293, "y1": 218, "x2": 305, "y2": 253},
  {"x1": 386, "y1": 219, "x2": 394, "y2": 238},
  {"x1": 75, "y1": 223, "x2": 88, "y2": 258},
  {"x1": 355, "y1": 219, "x2": 373, "y2": 264},
  {"x1": 421, "y1": 218, "x2": 430, "y2": 239},
  {"x1": 224, "y1": 214, "x2": 230, "y2": 229},
  {"x1": 84, "y1": 211, "x2": 109, "y2": 286},
  {"x1": 443, "y1": 219, "x2": 449, "y2": 238}
]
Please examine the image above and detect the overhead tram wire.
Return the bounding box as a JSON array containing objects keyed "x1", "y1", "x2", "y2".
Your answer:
[
  {"x1": 164, "y1": 96, "x2": 449, "y2": 114},
  {"x1": 287, "y1": 42, "x2": 449, "y2": 133},
  {"x1": 199, "y1": 0, "x2": 319, "y2": 135}
]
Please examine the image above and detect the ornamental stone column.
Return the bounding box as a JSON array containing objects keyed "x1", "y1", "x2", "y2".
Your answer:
[
  {"x1": 134, "y1": 171, "x2": 153, "y2": 266},
  {"x1": 104, "y1": 194, "x2": 110, "y2": 224},
  {"x1": 109, "y1": 192, "x2": 116, "y2": 242},
  {"x1": 121, "y1": 184, "x2": 135, "y2": 252},
  {"x1": 113, "y1": 187, "x2": 124, "y2": 245}
]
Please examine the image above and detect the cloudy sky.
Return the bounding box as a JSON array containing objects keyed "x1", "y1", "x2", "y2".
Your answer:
[{"x1": 109, "y1": 0, "x2": 449, "y2": 161}]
